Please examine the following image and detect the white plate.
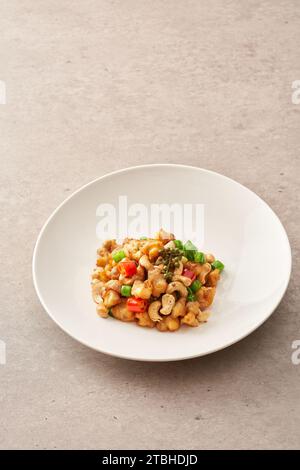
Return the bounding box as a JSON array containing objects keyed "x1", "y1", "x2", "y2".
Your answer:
[{"x1": 33, "y1": 164, "x2": 291, "y2": 362}]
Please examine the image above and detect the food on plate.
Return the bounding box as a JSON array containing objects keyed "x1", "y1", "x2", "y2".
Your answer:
[{"x1": 91, "y1": 229, "x2": 224, "y2": 332}]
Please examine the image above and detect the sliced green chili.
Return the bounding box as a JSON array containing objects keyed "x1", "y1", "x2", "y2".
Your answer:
[
  {"x1": 211, "y1": 260, "x2": 225, "y2": 272},
  {"x1": 190, "y1": 279, "x2": 202, "y2": 293},
  {"x1": 121, "y1": 285, "x2": 132, "y2": 297},
  {"x1": 112, "y1": 250, "x2": 126, "y2": 263},
  {"x1": 174, "y1": 240, "x2": 183, "y2": 250},
  {"x1": 187, "y1": 286, "x2": 196, "y2": 302},
  {"x1": 194, "y1": 251, "x2": 205, "y2": 264},
  {"x1": 183, "y1": 240, "x2": 197, "y2": 261}
]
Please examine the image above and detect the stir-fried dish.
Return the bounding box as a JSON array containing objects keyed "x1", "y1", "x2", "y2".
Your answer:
[{"x1": 91, "y1": 229, "x2": 224, "y2": 332}]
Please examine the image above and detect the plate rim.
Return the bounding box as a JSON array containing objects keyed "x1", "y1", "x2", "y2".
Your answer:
[{"x1": 32, "y1": 164, "x2": 292, "y2": 362}]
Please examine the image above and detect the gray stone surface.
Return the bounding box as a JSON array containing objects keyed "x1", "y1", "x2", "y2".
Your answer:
[{"x1": 0, "y1": 0, "x2": 299, "y2": 450}]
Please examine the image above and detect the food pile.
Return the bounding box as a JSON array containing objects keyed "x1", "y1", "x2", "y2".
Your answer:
[{"x1": 91, "y1": 229, "x2": 224, "y2": 332}]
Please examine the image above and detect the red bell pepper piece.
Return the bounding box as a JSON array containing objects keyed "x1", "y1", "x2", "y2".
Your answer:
[
  {"x1": 118, "y1": 260, "x2": 137, "y2": 277},
  {"x1": 182, "y1": 268, "x2": 196, "y2": 282},
  {"x1": 127, "y1": 297, "x2": 148, "y2": 313}
]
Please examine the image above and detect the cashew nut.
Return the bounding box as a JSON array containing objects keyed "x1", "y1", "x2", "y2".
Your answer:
[
  {"x1": 181, "y1": 312, "x2": 199, "y2": 327},
  {"x1": 156, "y1": 315, "x2": 179, "y2": 331},
  {"x1": 186, "y1": 262, "x2": 211, "y2": 284},
  {"x1": 148, "y1": 270, "x2": 168, "y2": 297},
  {"x1": 171, "y1": 297, "x2": 186, "y2": 318},
  {"x1": 96, "y1": 254, "x2": 109, "y2": 267},
  {"x1": 92, "y1": 267, "x2": 109, "y2": 282},
  {"x1": 160, "y1": 294, "x2": 176, "y2": 315},
  {"x1": 92, "y1": 280, "x2": 105, "y2": 303},
  {"x1": 99, "y1": 239, "x2": 117, "y2": 254},
  {"x1": 198, "y1": 310, "x2": 210, "y2": 323},
  {"x1": 147, "y1": 266, "x2": 162, "y2": 279},
  {"x1": 172, "y1": 274, "x2": 192, "y2": 287},
  {"x1": 111, "y1": 300, "x2": 135, "y2": 322},
  {"x1": 119, "y1": 276, "x2": 134, "y2": 285},
  {"x1": 105, "y1": 280, "x2": 121, "y2": 293},
  {"x1": 198, "y1": 263, "x2": 212, "y2": 284},
  {"x1": 157, "y1": 228, "x2": 175, "y2": 241},
  {"x1": 135, "y1": 311, "x2": 155, "y2": 328},
  {"x1": 164, "y1": 240, "x2": 176, "y2": 250},
  {"x1": 136, "y1": 264, "x2": 146, "y2": 281},
  {"x1": 165, "y1": 316, "x2": 180, "y2": 331},
  {"x1": 149, "y1": 246, "x2": 161, "y2": 261},
  {"x1": 91, "y1": 278, "x2": 104, "y2": 289},
  {"x1": 96, "y1": 303, "x2": 109, "y2": 318},
  {"x1": 132, "y1": 250, "x2": 142, "y2": 261},
  {"x1": 109, "y1": 266, "x2": 120, "y2": 279},
  {"x1": 148, "y1": 300, "x2": 162, "y2": 322},
  {"x1": 196, "y1": 287, "x2": 216, "y2": 309},
  {"x1": 103, "y1": 289, "x2": 121, "y2": 308},
  {"x1": 139, "y1": 255, "x2": 154, "y2": 271},
  {"x1": 205, "y1": 253, "x2": 215, "y2": 263},
  {"x1": 186, "y1": 301, "x2": 201, "y2": 315},
  {"x1": 131, "y1": 279, "x2": 152, "y2": 299},
  {"x1": 122, "y1": 239, "x2": 139, "y2": 257},
  {"x1": 180, "y1": 301, "x2": 201, "y2": 327},
  {"x1": 156, "y1": 317, "x2": 168, "y2": 332},
  {"x1": 207, "y1": 269, "x2": 220, "y2": 287},
  {"x1": 185, "y1": 261, "x2": 211, "y2": 282},
  {"x1": 166, "y1": 281, "x2": 188, "y2": 297},
  {"x1": 91, "y1": 268, "x2": 104, "y2": 280},
  {"x1": 142, "y1": 240, "x2": 163, "y2": 258}
]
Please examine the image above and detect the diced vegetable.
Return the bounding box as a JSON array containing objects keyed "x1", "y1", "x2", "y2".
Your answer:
[
  {"x1": 117, "y1": 261, "x2": 137, "y2": 277},
  {"x1": 184, "y1": 251, "x2": 193, "y2": 261},
  {"x1": 140, "y1": 236, "x2": 148, "y2": 240},
  {"x1": 112, "y1": 250, "x2": 126, "y2": 262},
  {"x1": 183, "y1": 240, "x2": 197, "y2": 260},
  {"x1": 127, "y1": 297, "x2": 148, "y2": 313},
  {"x1": 194, "y1": 251, "x2": 205, "y2": 264},
  {"x1": 187, "y1": 287, "x2": 196, "y2": 302},
  {"x1": 190, "y1": 279, "x2": 202, "y2": 293},
  {"x1": 187, "y1": 293, "x2": 196, "y2": 302},
  {"x1": 174, "y1": 240, "x2": 183, "y2": 250},
  {"x1": 211, "y1": 260, "x2": 225, "y2": 272},
  {"x1": 121, "y1": 285, "x2": 132, "y2": 297},
  {"x1": 182, "y1": 268, "x2": 196, "y2": 282},
  {"x1": 184, "y1": 240, "x2": 197, "y2": 251}
]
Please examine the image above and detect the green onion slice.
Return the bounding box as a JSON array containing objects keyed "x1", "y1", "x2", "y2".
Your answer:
[
  {"x1": 211, "y1": 260, "x2": 225, "y2": 271},
  {"x1": 190, "y1": 279, "x2": 202, "y2": 293},
  {"x1": 112, "y1": 250, "x2": 126, "y2": 262},
  {"x1": 121, "y1": 285, "x2": 132, "y2": 297},
  {"x1": 194, "y1": 251, "x2": 205, "y2": 264}
]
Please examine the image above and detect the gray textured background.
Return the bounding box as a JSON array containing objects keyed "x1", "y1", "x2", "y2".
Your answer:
[{"x1": 1, "y1": 0, "x2": 299, "y2": 449}]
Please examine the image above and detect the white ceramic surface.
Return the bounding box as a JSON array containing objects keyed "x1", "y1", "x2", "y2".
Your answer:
[{"x1": 32, "y1": 164, "x2": 291, "y2": 361}]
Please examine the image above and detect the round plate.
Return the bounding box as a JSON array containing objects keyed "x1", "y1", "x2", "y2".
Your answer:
[{"x1": 33, "y1": 164, "x2": 291, "y2": 361}]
